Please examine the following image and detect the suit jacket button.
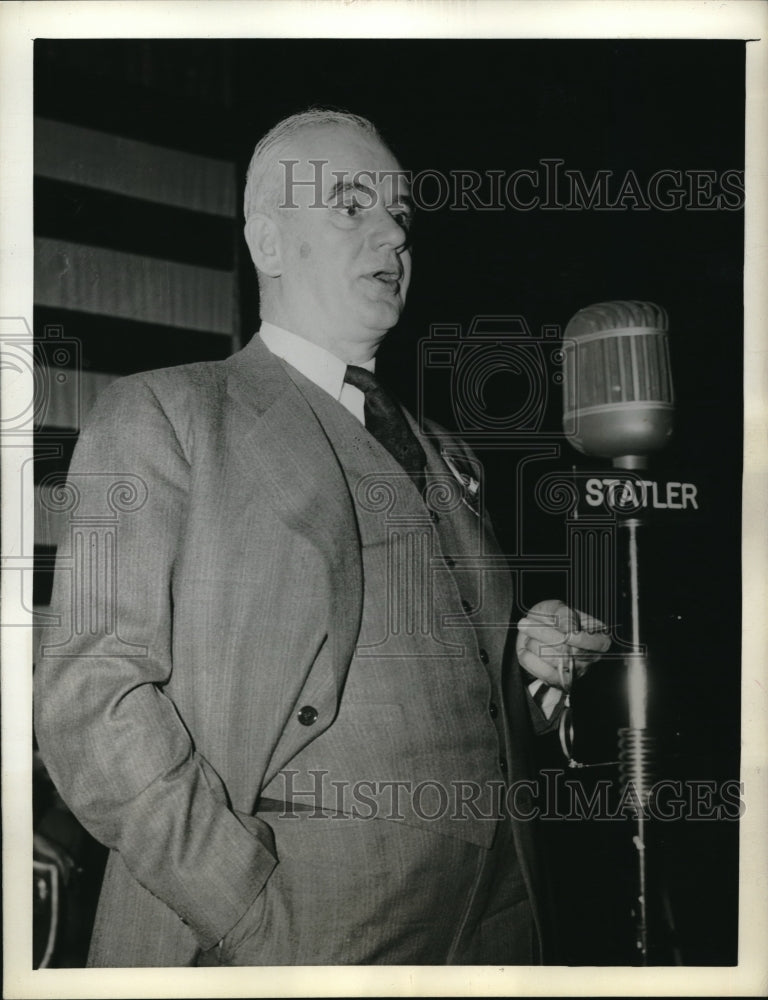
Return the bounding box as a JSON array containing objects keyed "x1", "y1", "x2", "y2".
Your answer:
[
  {"x1": 479, "y1": 648, "x2": 489, "y2": 665},
  {"x1": 461, "y1": 599, "x2": 472, "y2": 615},
  {"x1": 297, "y1": 706, "x2": 318, "y2": 726},
  {"x1": 428, "y1": 510, "x2": 440, "y2": 524},
  {"x1": 499, "y1": 758, "x2": 507, "y2": 773},
  {"x1": 489, "y1": 701, "x2": 499, "y2": 719}
]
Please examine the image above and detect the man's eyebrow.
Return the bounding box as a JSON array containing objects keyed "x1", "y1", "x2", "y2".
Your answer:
[
  {"x1": 326, "y1": 179, "x2": 414, "y2": 212},
  {"x1": 391, "y1": 193, "x2": 414, "y2": 212},
  {"x1": 327, "y1": 178, "x2": 375, "y2": 200}
]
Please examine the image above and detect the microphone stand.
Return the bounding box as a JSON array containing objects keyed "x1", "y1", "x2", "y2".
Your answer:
[
  {"x1": 618, "y1": 514, "x2": 652, "y2": 964},
  {"x1": 561, "y1": 298, "x2": 676, "y2": 964},
  {"x1": 563, "y1": 461, "x2": 657, "y2": 963},
  {"x1": 614, "y1": 456, "x2": 654, "y2": 965}
]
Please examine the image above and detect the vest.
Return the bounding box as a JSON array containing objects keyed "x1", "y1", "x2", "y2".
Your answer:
[{"x1": 260, "y1": 369, "x2": 520, "y2": 849}]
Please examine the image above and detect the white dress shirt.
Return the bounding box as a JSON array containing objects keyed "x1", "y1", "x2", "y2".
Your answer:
[{"x1": 259, "y1": 321, "x2": 374, "y2": 425}]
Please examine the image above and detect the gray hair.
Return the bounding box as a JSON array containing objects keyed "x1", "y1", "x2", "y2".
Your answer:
[{"x1": 243, "y1": 108, "x2": 383, "y2": 221}]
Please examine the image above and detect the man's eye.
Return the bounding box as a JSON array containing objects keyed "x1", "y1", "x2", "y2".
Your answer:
[
  {"x1": 391, "y1": 210, "x2": 412, "y2": 232},
  {"x1": 333, "y1": 199, "x2": 363, "y2": 218}
]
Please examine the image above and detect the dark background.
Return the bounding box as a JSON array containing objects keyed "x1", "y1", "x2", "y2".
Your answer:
[{"x1": 33, "y1": 38, "x2": 743, "y2": 966}]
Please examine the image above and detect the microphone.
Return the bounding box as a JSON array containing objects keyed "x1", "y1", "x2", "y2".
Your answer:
[
  {"x1": 561, "y1": 300, "x2": 676, "y2": 962},
  {"x1": 562, "y1": 300, "x2": 674, "y2": 470}
]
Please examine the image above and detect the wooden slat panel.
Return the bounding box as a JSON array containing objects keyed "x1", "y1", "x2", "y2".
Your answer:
[
  {"x1": 34, "y1": 238, "x2": 235, "y2": 336},
  {"x1": 34, "y1": 434, "x2": 79, "y2": 487},
  {"x1": 34, "y1": 367, "x2": 118, "y2": 431},
  {"x1": 35, "y1": 489, "x2": 71, "y2": 550},
  {"x1": 34, "y1": 118, "x2": 237, "y2": 218},
  {"x1": 35, "y1": 307, "x2": 234, "y2": 377},
  {"x1": 34, "y1": 178, "x2": 235, "y2": 271},
  {"x1": 32, "y1": 545, "x2": 57, "y2": 608}
]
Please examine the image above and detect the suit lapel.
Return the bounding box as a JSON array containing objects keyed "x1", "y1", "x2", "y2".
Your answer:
[
  {"x1": 225, "y1": 336, "x2": 363, "y2": 681},
  {"x1": 226, "y1": 337, "x2": 351, "y2": 542}
]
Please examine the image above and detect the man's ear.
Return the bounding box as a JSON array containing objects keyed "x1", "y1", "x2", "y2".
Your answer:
[{"x1": 244, "y1": 212, "x2": 283, "y2": 277}]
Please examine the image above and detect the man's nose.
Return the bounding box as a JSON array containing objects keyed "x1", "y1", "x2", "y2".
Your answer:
[{"x1": 369, "y1": 206, "x2": 409, "y2": 251}]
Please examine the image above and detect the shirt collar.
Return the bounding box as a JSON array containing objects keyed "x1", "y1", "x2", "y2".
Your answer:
[{"x1": 258, "y1": 321, "x2": 375, "y2": 402}]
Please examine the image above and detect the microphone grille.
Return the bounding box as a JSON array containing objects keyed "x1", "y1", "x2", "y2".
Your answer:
[
  {"x1": 562, "y1": 300, "x2": 674, "y2": 465},
  {"x1": 564, "y1": 300, "x2": 673, "y2": 412},
  {"x1": 564, "y1": 300, "x2": 669, "y2": 339}
]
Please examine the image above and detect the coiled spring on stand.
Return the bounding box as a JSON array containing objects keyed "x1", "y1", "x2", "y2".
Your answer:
[{"x1": 618, "y1": 727, "x2": 655, "y2": 811}]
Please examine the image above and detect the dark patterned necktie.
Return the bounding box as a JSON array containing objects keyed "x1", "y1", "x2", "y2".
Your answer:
[{"x1": 344, "y1": 365, "x2": 427, "y2": 489}]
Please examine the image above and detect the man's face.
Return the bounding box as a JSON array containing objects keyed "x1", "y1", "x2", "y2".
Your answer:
[{"x1": 270, "y1": 125, "x2": 413, "y2": 360}]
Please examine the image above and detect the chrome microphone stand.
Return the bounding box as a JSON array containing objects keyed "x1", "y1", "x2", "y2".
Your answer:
[
  {"x1": 617, "y1": 511, "x2": 653, "y2": 964},
  {"x1": 562, "y1": 299, "x2": 675, "y2": 964}
]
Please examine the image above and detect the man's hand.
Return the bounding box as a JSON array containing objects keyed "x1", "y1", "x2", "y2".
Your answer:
[{"x1": 516, "y1": 599, "x2": 610, "y2": 691}]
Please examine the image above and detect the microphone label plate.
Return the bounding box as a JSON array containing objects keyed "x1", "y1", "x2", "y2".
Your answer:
[{"x1": 583, "y1": 476, "x2": 700, "y2": 515}]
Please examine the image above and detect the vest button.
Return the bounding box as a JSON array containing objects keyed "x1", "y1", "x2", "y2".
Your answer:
[
  {"x1": 445, "y1": 556, "x2": 456, "y2": 569},
  {"x1": 489, "y1": 701, "x2": 499, "y2": 719},
  {"x1": 428, "y1": 510, "x2": 440, "y2": 524},
  {"x1": 479, "y1": 648, "x2": 489, "y2": 665},
  {"x1": 297, "y1": 706, "x2": 318, "y2": 726},
  {"x1": 461, "y1": 599, "x2": 472, "y2": 615},
  {"x1": 499, "y1": 757, "x2": 507, "y2": 773}
]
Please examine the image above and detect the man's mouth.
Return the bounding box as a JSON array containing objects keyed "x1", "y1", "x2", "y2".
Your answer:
[{"x1": 368, "y1": 269, "x2": 401, "y2": 290}]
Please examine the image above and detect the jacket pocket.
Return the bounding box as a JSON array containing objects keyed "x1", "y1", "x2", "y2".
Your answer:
[{"x1": 234, "y1": 809, "x2": 278, "y2": 859}]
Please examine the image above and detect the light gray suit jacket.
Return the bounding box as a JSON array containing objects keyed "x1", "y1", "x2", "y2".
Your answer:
[{"x1": 34, "y1": 334, "x2": 549, "y2": 965}]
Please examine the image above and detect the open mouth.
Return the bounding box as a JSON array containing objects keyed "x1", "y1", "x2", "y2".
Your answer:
[{"x1": 369, "y1": 270, "x2": 401, "y2": 290}]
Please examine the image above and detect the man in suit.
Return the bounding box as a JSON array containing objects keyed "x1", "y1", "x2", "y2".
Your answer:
[{"x1": 34, "y1": 109, "x2": 609, "y2": 967}]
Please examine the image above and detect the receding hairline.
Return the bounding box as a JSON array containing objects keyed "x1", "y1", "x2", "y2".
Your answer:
[{"x1": 243, "y1": 109, "x2": 396, "y2": 220}]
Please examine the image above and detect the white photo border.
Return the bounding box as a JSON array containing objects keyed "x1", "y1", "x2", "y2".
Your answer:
[{"x1": 2, "y1": 2, "x2": 766, "y2": 997}]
